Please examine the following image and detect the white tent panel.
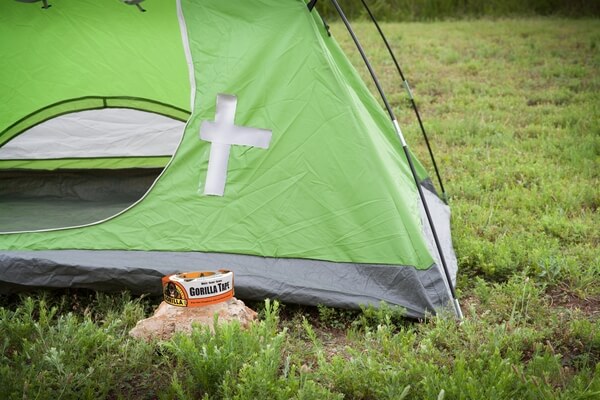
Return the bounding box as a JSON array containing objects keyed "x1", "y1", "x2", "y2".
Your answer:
[{"x1": 0, "y1": 108, "x2": 185, "y2": 159}]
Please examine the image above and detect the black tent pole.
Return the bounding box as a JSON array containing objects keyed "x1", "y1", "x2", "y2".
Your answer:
[
  {"x1": 360, "y1": 0, "x2": 448, "y2": 203},
  {"x1": 329, "y1": 0, "x2": 463, "y2": 319}
]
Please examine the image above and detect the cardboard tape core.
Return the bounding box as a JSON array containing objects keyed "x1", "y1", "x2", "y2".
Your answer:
[{"x1": 162, "y1": 270, "x2": 234, "y2": 307}]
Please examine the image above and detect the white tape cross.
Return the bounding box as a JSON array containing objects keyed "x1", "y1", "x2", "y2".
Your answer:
[{"x1": 199, "y1": 94, "x2": 272, "y2": 196}]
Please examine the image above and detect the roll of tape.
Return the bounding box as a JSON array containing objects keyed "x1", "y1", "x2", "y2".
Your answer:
[{"x1": 162, "y1": 270, "x2": 234, "y2": 307}]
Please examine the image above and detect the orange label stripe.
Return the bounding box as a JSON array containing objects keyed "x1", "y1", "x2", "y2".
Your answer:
[{"x1": 187, "y1": 290, "x2": 234, "y2": 306}]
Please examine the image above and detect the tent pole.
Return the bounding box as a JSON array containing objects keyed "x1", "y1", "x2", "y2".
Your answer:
[
  {"x1": 360, "y1": 0, "x2": 448, "y2": 203},
  {"x1": 329, "y1": 0, "x2": 463, "y2": 320}
]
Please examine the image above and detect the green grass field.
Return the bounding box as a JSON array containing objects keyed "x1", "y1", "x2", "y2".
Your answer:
[{"x1": 1, "y1": 18, "x2": 599, "y2": 399}]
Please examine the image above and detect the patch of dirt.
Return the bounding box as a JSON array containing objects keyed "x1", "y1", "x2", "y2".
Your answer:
[
  {"x1": 547, "y1": 286, "x2": 600, "y2": 320},
  {"x1": 314, "y1": 326, "x2": 353, "y2": 361}
]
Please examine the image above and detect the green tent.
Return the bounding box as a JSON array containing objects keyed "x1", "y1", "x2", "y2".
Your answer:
[{"x1": 0, "y1": 0, "x2": 457, "y2": 317}]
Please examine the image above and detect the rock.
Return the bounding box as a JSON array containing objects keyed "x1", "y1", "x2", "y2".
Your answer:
[{"x1": 129, "y1": 297, "x2": 257, "y2": 341}]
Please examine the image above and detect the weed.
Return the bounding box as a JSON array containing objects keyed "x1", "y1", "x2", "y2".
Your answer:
[
  {"x1": 316, "y1": 304, "x2": 358, "y2": 330},
  {"x1": 0, "y1": 295, "x2": 167, "y2": 399}
]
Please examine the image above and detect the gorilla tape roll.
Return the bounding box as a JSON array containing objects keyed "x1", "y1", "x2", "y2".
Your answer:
[{"x1": 162, "y1": 270, "x2": 234, "y2": 307}]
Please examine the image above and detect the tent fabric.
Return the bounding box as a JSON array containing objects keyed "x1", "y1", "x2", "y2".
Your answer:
[
  {"x1": 0, "y1": 248, "x2": 449, "y2": 318},
  {"x1": 0, "y1": 157, "x2": 173, "y2": 172},
  {"x1": 0, "y1": 109, "x2": 185, "y2": 159},
  {"x1": 0, "y1": 0, "x2": 190, "y2": 138},
  {"x1": 0, "y1": 0, "x2": 458, "y2": 316},
  {"x1": 0, "y1": 97, "x2": 190, "y2": 150}
]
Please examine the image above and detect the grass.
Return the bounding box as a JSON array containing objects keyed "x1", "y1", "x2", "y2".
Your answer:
[
  {"x1": 334, "y1": 19, "x2": 600, "y2": 290},
  {"x1": 1, "y1": 18, "x2": 599, "y2": 399},
  {"x1": 315, "y1": 0, "x2": 600, "y2": 21}
]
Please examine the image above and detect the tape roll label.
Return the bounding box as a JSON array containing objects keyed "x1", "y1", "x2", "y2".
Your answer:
[
  {"x1": 189, "y1": 280, "x2": 231, "y2": 297},
  {"x1": 162, "y1": 270, "x2": 234, "y2": 307}
]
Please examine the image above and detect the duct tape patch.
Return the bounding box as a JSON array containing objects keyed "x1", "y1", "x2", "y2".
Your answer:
[{"x1": 162, "y1": 270, "x2": 234, "y2": 307}]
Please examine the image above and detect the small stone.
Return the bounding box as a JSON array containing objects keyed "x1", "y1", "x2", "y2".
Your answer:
[{"x1": 129, "y1": 297, "x2": 257, "y2": 341}]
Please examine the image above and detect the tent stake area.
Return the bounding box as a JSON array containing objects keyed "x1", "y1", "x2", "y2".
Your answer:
[{"x1": 0, "y1": 168, "x2": 161, "y2": 232}]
